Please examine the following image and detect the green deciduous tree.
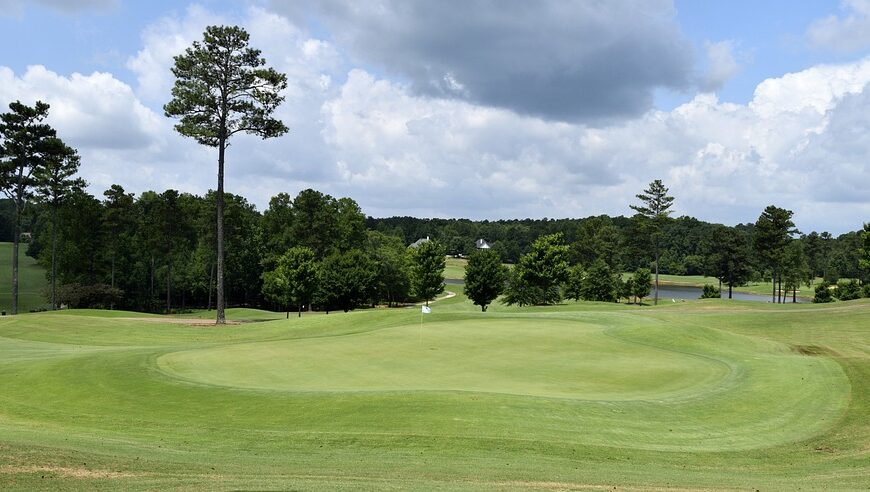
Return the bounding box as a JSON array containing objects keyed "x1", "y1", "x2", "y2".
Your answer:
[
  {"x1": 563, "y1": 264, "x2": 584, "y2": 302},
  {"x1": 408, "y1": 240, "x2": 446, "y2": 305},
  {"x1": 0, "y1": 101, "x2": 57, "y2": 314},
  {"x1": 502, "y1": 233, "x2": 570, "y2": 306},
  {"x1": 464, "y1": 248, "x2": 508, "y2": 311},
  {"x1": 630, "y1": 179, "x2": 674, "y2": 305},
  {"x1": 859, "y1": 223, "x2": 870, "y2": 279},
  {"x1": 366, "y1": 231, "x2": 410, "y2": 307},
  {"x1": 165, "y1": 25, "x2": 288, "y2": 324},
  {"x1": 262, "y1": 246, "x2": 317, "y2": 318},
  {"x1": 316, "y1": 249, "x2": 376, "y2": 313},
  {"x1": 631, "y1": 268, "x2": 652, "y2": 304},
  {"x1": 580, "y1": 259, "x2": 617, "y2": 302}
]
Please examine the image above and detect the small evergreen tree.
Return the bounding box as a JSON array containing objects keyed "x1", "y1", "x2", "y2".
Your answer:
[
  {"x1": 630, "y1": 179, "x2": 674, "y2": 305},
  {"x1": 700, "y1": 284, "x2": 721, "y2": 299},
  {"x1": 813, "y1": 281, "x2": 833, "y2": 303}
]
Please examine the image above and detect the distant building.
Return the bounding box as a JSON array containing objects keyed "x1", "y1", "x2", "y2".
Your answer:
[
  {"x1": 409, "y1": 236, "x2": 430, "y2": 248},
  {"x1": 475, "y1": 238, "x2": 491, "y2": 249}
]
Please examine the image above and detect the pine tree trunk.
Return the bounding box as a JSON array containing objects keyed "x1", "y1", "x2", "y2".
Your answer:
[
  {"x1": 771, "y1": 270, "x2": 776, "y2": 303},
  {"x1": 11, "y1": 213, "x2": 19, "y2": 315},
  {"x1": 728, "y1": 271, "x2": 733, "y2": 299},
  {"x1": 777, "y1": 273, "x2": 785, "y2": 304},
  {"x1": 298, "y1": 302, "x2": 302, "y2": 318},
  {"x1": 166, "y1": 261, "x2": 172, "y2": 313},
  {"x1": 110, "y1": 255, "x2": 115, "y2": 310},
  {"x1": 207, "y1": 261, "x2": 214, "y2": 311},
  {"x1": 654, "y1": 248, "x2": 659, "y2": 306},
  {"x1": 50, "y1": 205, "x2": 57, "y2": 310},
  {"x1": 216, "y1": 138, "x2": 226, "y2": 324}
]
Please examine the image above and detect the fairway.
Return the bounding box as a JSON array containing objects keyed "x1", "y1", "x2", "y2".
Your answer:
[
  {"x1": 0, "y1": 242, "x2": 49, "y2": 313},
  {"x1": 0, "y1": 294, "x2": 868, "y2": 490}
]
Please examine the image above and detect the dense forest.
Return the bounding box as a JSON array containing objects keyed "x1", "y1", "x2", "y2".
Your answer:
[{"x1": 1, "y1": 184, "x2": 867, "y2": 313}]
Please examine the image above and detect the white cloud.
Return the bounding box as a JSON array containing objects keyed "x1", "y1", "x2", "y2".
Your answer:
[
  {"x1": 808, "y1": 0, "x2": 870, "y2": 52},
  {"x1": 0, "y1": 65, "x2": 162, "y2": 150},
  {"x1": 126, "y1": 5, "x2": 227, "y2": 102},
  {"x1": 0, "y1": 0, "x2": 115, "y2": 16},
  {"x1": 319, "y1": 58, "x2": 870, "y2": 232},
  {"x1": 699, "y1": 40, "x2": 740, "y2": 92},
  {"x1": 2, "y1": 4, "x2": 870, "y2": 234}
]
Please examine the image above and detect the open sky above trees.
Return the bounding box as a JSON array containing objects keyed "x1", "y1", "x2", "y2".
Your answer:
[{"x1": 1, "y1": 1, "x2": 870, "y2": 233}]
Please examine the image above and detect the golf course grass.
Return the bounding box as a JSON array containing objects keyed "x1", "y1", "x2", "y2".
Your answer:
[
  {"x1": 0, "y1": 288, "x2": 868, "y2": 490},
  {"x1": 0, "y1": 242, "x2": 49, "y2": 313}
]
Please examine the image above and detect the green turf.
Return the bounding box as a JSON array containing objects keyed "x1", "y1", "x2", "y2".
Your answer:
[
  {"x1": 0, "y1": 291, "x2": 867, "y2": 490},
  {"x1": 444, "y1": 256, "x2": 467, "y2": 279},
  {"x1": 0, "y1": 242, "x2": 49, "y2": 313}
]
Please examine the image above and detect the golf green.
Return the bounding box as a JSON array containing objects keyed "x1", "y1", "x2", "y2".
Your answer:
[{"x1": 157, "y1": 319, "x2": 729, "y2": 399}]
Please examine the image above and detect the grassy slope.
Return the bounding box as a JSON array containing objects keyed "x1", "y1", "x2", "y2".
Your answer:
[
  {"x1": 0, "y1": 290, "x2": 867, "y2": 490},
  {"x1": 0, "y1": 242, "x2": 49, "y2": 313}
]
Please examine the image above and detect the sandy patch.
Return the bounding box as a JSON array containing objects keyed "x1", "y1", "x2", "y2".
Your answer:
[
  {"x1": 118, "y1": 317, "x2": 240, "y2": 326},
  {"x1": 0, "y1": 465, "x2": 146, "y2": 479}
]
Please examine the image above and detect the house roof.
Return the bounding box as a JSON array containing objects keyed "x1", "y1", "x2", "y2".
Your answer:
[{"x1": 409, "y1": 236, "x2": 430, "y2": 248}]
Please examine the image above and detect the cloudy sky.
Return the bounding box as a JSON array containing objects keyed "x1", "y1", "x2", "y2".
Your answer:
[{"x1": 1, "y1": 0, "x2": 869, "y2": 233}]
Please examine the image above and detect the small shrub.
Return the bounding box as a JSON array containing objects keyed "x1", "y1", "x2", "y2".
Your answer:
[
  {"x1": 834, "y1": 279, "x2": 862, "y2": 301},
  {"x1": 700, "y1": 284, "x2": 720, "y2": 299},
  {"x1": 55, "y1": 283, "x2": 124, "y2": 309},
  {"x1": 813, "y1": 281, "x2": 833, "y2": 303}
]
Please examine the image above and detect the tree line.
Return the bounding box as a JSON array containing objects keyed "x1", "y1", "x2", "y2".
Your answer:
[
  {"x1": 0, "y1": 176, "x2": 864, "y2": 314},
  {"x1": 4, "y1": 24, "x2": 868, "y2": 316}
]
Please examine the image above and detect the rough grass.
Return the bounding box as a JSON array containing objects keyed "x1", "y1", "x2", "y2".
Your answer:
[
  {"x1": 0, "y1": 242, "x2": 49, "y2": 313},
  {"x1": 0, "y1": 290, "x2": 868, "y2": 490}
]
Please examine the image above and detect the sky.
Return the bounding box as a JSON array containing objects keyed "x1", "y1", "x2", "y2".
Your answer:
[{"x1": 1, "y1": 0, "x2": 870, "y2": 234}]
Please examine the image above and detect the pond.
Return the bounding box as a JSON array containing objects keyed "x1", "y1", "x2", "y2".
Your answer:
[
  {"x1": 653, "y1": 284, "x2": 806, "y2": 303},
  {"x1": 443, "y1": 279, "x2": 808, "y2": 303}
]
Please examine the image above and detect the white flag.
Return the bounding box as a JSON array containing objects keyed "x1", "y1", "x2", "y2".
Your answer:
[{"x1": 421, "y1": 305, "x2": 432, "y2": 314}]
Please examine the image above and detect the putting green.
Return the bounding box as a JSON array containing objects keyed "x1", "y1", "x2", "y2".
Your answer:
[{"x1": 157, "y1": 319, "x2": 729, "y2": 399}]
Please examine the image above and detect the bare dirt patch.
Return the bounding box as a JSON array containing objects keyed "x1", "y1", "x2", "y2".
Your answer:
[
  {"x1": 790, "y1": 344, "x2": 836, "y2": 357},
  {"x1": 0, "y1": 465, "x2": 146, "y2": 479},
  {"x1": 118, "y1": 317, "x2": 240, "y2": 327}
]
